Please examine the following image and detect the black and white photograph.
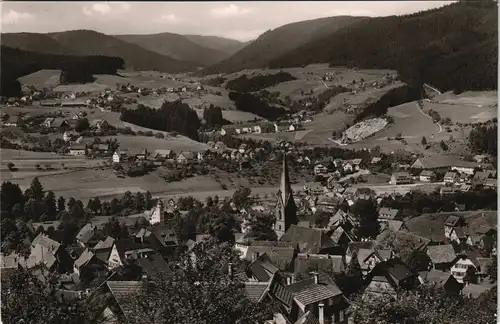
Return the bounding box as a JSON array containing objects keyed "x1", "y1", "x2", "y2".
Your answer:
[{"x1": 0, "y1": 1, "x2": 498, "y2": 323}]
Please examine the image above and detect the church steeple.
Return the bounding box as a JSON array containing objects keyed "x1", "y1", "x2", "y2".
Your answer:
[{"x1": 274, "y1": 153, "x2": 298, "y2": 239}]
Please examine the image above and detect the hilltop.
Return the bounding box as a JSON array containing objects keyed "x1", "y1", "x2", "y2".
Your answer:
[
  {"x1": 183, "y1": 34, "x2": 252, "y2": 56},
  {"x1": 269, "y1": 1, "x2": 497, "y2": 93},
  {"x1": 115, "y1": 33, "x2": 229, "y2": 67},
  {"x1": 2, "y1": 30, "x2": 199, "y2": 73},
  {"x1": 200, "y1": 16, "x2": 367, "y2": 75}
]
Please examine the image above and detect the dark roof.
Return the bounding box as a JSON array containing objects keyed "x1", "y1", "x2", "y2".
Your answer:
[
  {"x1": 135, "y1": 253, "x2": 171, "y2": 276},
  {"x1": 444, "y1": 215, "x2": 462, "y2": 227},
  {"x1": 378, "y1": 208, "x2": 400, "y2": 220},
  {"x1": 113, "y1": 239, "x2": 154, "y2": 260},
  {"x1": 245, "y1": 244, "x2": 295, "y2": 271},
  {"x1": 280, "y1": 225, "x2": 335, "y2": 253},
  {"x1": 106, "y1": 281, "x2": 142, "y2": 317},
  {"x1": 74, "y1": 249, "x2": 95, "y2": 269},
  {"x1": 294, "y1": 254, "x2": 345, "y2": 277},
  {"x1": 244, "y1": 282, "x2": 270, "y2": 302},
  {"x1": 248, "y1": 253, "x2": 279, "y2": 282},
  {"x1": 426, "y1": 244, "x2": 456, "y2": 264},
  {"x1": 93, "y1": 237, "x2": 115, "y2": 250},
  {"x1": 371, "y1": 258, "x2": 416, "y2": 284},
  {"x1": 347, "y1": 241, "x2": 376, "y2": 255},
  {"x1": 287, "y1": 273, "x2": 342, "y2": 306},
  {"x1": 269, "y1": 280, "x2": 293, "y2": 307}
]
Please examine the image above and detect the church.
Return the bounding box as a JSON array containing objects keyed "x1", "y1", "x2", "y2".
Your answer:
[{"x1": 274, "y1": 153, "x2": 298, "y2": 239}]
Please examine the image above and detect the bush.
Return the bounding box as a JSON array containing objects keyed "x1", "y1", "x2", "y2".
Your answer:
[{"x1": 155, "y1": 132, "x2": 165, "y2": 139}]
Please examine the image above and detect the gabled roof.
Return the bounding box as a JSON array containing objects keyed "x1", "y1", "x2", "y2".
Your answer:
[
  {"x1": 294, "y1": 254, "x2": 345, "y2": 276},
  {"x1": 378, "y1": 207, "x2": 400, "y2": 220},
  {"x1": 76, "y1": 223, "x2": 97, "y2": 244},
  {"x1": 32, "y1": 233, "x2": 60, "y2": 253},
  {"x1": 444, "y1": 215, "x2": 462, "y2": 227},
  {"x1": 244, "y1": 281, "x2": 271, "y2": 302},
  {"x1": 288, "y1": 273, "x2": 342, "y2": 306},
  {"x1": 178, "y1": 151, "x2": 195, "y2": 159},
  {"x1": 112, "y1": 239, "x2": 153, "y2": 261},
  {"x1": 347, "y1": 240, "x2": 376, "y2": 255},
  {"x1": 248, "y1": 253, "x2": 279, "y2": 282},
  {"x1": 135, "y1": 253, "x2": 171, "y2": 276},
  {"x1": 94, "y1": 236, "x2": 115, "y2": 250},
  {"x1": 280, "y1": 225, "x2": 335, "y2": 253},
  {"x1": 371, "y1": 258, "x2": 416, "y2": 283},
  {"x1": 245, "y1": 244, "x2": 295, "y2": 271},
  {"x1": 74, "y1": 249, "x2": 95, "y2": 269},
  {"x1": 420, "y1": 170, "x2": 435, "y2": 176},
  {"x1": 269, "y1": 280, "x2": 293, "y2": 307},
  {"x1": 444, "y1": 172, "x2": 457, "y2": 178},
  {"x1": 426, "y1": 244, "x2": 456, "y2": 264}
]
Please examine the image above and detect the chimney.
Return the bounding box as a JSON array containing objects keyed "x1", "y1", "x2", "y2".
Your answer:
[
  {"x1": 286, "y1": 276, "x2": 291, "y2": 285},
  {"x1": 228, "y1": 262, "x2": 233, "y2": 278},
  {"x1": 318, "y1": 303, "x2": 325, "y2": 324}
]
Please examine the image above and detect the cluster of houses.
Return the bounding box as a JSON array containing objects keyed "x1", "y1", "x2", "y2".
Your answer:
[
  {"x1": 221, "y1": 121, "x2": 303, "y2": 136},
  {"x1": 0, "y1": 155, "x2": 496, "y2": 324}
]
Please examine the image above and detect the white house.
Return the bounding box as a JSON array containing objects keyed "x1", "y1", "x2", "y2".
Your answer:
[
  {"x1": 63, "y1": 132, "x2": 71, "y2": 143},
  {"x1": 450, "y1": 253, "x2": 479, "y2": 283},
  {"x1": 390, "y1": 172, "x2": 413, "y2": 185},
  {"x1": 113, "y1": 151, "x2": 127, "y2": 163},
  {"x1": 146, "y1": 200, "x2": 164, "y2": 225},
  {"x1": 69, "y1": 144, "x2": 87, "y2": 156}
]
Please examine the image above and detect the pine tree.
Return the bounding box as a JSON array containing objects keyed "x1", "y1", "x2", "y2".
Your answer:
[
  {"x1": 44, "y1": 191, "x2": 57, "y2": 219},
  {"x1": 30, "y1": 177, "x2": 44, "y2": 201},
  {"x1": 57, "y1": 196, "x2": 66, "y2": 213},
  {"x1": 421, "y1": 136, "x2": 427, "y2": 145}
]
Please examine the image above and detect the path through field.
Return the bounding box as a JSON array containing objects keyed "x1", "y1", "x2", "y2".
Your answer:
[{"x1": 416, "y1": 103, "x2": 442, "y2": 134}]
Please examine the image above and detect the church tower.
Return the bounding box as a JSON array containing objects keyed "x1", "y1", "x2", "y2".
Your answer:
[{"x1": 274, "y1": 153, "x2": 298, "y2": 239}]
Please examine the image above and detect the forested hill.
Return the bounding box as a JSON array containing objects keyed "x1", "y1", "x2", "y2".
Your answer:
[
  {"x1": 0, "y1": 46, "x2": 124, "y2": 97},
  {"x1": 269, "y1": 1, "x2": 498, "y2": 93},
  {"x1": 200, "y1": 16, "x2": 367, "y2": 75}
]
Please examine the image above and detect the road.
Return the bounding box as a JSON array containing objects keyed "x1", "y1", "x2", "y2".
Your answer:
[
  {"x1": 320, "y1": 80, "x2": 330, "y2": 89},
  {"x1": 423, "y1": 83, "x2": 442, "y2": 95},
  {"x1": 416, "y1": 103, "x2": 442, "y2": 134}
]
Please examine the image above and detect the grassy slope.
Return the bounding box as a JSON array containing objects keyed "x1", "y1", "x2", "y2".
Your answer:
[
  {"x1": 200, "y1": 16, "x2": 367, "y2": 75},
  {"x1": 115, "y1": 33, "x2": 228, "y2": 66}
]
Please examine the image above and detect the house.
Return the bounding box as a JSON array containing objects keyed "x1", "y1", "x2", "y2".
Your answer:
[
  {"x1": 254, "y1": 123, "x2": 275, "y2": 134},
  {"x1": 220, "y1": 125, "x2": 236, "y2": 136},
  {"x1": 107, "y1": 239, "x2": 155, "y2": 270},
  {"x1": 418, "y1": 270, "x2": 463, "y2": 296},
  {"x1": 101, "y1": 281, "x2": 142, "y2": 322},
  {"x1": 68, "y1": 144, "x2": 87, "y2": 156},
  {"x1": 419, "y1": 170, "x2": 436, "y2": 182},
  {"x1": 304, "y1": 182, "x2": 324, "y2": 196},
  {"x1": 450, "y1": 251, "x2": 481, "y2": 283},
  {"x1": 90, "y1": 119, "x2": 109, "y2": 131},
  {"x1": 314, "y1": 163, "x2": 329, "y2": 176},
  {"x1": 280, "y1": 225, "x2": 336, "y2": 254},
  {"x1": 43, "y1": 117, "x2": 55, "y2": 127},
  {"x1": 440, "y1": 186, "x2": 458, "y2": 196},
  {"x1": 287, "y1": 273, "x2": 350, "y2": 324},
  {"x1": 411, "y1": 156, "x2": 482, "y2": 175},
  {"x1": 73, "y1": 248, "x2": 106, "y2": 277},
  {"x1": 426, "y1": 244, "x2": 456, "y2": 271},
  {"x1": 61, "y1": 100, "x2": 87, "y2": 108},
  {"x1": 247, "y1": 253, "x2": 280, "y2": 282},
  {"x1": 363, "y1": 258, "x2": 419, "y2": 299},
  {"x1": 92, "y1": 143, "x2": 110, "y2": 155},
  {"x1": 485, "y1": 178, "x2": 497, "y2": 189},
  {"x1": 293, "y1": 253, "x2": 346, "y2": 278},
  {"x1": 112, "y1": 150, "x2": 128, "y2": 163},
  {"x1": 145, "y1": 200, "x2": 164, "y2": 225},
  {"x1": 2, "y1": 115, "x2": 19, "y2": 127},
  {"x1": 63, "y1": 131, "x2": 78, "y2": 142},
  {"x1": 134, "y1": 149, "x2": 148, "y2": 160},
  {"x1": 471, "y1": 171, "x2": 490, "y2": 188},
  {"x1": 40, "y1": 100, "x2": 61, "y2": 107},
  {"x1": 390, "y1": 172, "x2": 413, "y2": 185},
  {"x1": 153, "y1": 149, "x2": 175, "y2": 161},
  {"x1": 378, "y1": 208, "x2": 401, "y2": 222},
  {"x1": 443, "y1": 215, "x2": 465, "y2": 238},
  {"x1": 350, "y1": 159, "x2": 363, "y2": 171},
  {"x1": 348, "y1": 248, "x2": 394, "y2": 276},
  {"x1": 370, "y1": 157, "x2": 382, "y2": 165},
  {"x1": 235, "y1": 240, "x2": 296, "y2": 271},
  {"x1": 50, "y1": 118, "x2": 69, "y2": 129},
  {"x1": 76, "y1": 223, "x2": 101, "y2": 248},
  {"x1": 444, "y1": 172, "x2": 458, "y2": 184},
  {"x1": 177, "y1": 151, "x2": 196, "y2": 164},
  {"x1": 25, "y1": 233, "x2": 70, "y2": 272}
]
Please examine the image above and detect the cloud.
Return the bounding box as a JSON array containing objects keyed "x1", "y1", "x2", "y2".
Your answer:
[
  {"x1": 82, "y1": 2, "x2": 131, "y2": 17},
  {"x1": 210, "y1": 4, "x2": 253, "y2": 18},
  {"x1": 2, "y1": 9, "x2": 34, "y2": 25},
  {"x1": 157, "y1": 14, "x2": 181, "y2": 24}
]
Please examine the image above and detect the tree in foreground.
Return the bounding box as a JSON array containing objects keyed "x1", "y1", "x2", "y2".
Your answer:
[
  {"x1": 349, "y1": 283, "x2": 496, "y2": 324},
  {"x1": 2, "y1": 267, "x2": 97, "y2": 324},
  {"x1": 121, "y1": 240, "x2": 278, "y2": 324}
]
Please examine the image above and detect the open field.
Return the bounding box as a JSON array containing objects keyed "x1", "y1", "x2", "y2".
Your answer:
[
  {"x1": 100, "y1": 135, "x2": 209, "y2": 152},
  {"x1": 422, "y1": 101, "x2": 497, "y2": 124},
  {"x1": 434, "y1": 90, "x2": 497, "y2": 107},
  {"x1": 18, "y1": 69, "x2": 61, "y2": 88},
  {"x1": 352, "y1": 182, "x2": 442, "y2": 195}
]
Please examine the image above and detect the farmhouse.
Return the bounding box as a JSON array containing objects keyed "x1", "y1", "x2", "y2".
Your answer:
[
  {"x1": 107, "y1": 239, "x2": 155, "y2": 270},
  {"x1": 69, "y1": 144, "x2": 87, "y2": 156},
  {"x1": 450, "y1": 251, "x2": 481, "y2": 283},
  {"x1": 177, "y1": 151, "x2": 196, "y2": 164},
  {"x1": 426, "y1": 244, "x2": 456, "y2": 271},
  {"x1": 2, "y1": 115, "x2": 19, "y2": 127},
  {"x1": 220, "y1": 125, "x2": 236, "y2": 136},
  {"x1": 390, "y1": 172, "x2": 413, "y2": 185},
  {"x1": 419, "y1": 170, "x2": 436, "y2": 182},
  {"x1": 411, "y1": 156, "x2": 482, "y2": 175},
  {"x1": 253, "y1": 123, "x2": 275, "y2": 134},
  {"x1": 471, "y1": 171, "x2": 490, "y2": 188},
  {"x1": 112, "y1": 150, "x2": 128, "y2": 163},
  {"x1": 444, "y1": 172, "x2": 459, "y2": 184},
  {"x1": 90, "y1": 119, "x2": 109, "y2": 131},
  {"x1": 378, "y1": 208, "x2": 401, "y2": 221},
  {"x1": 304, "y1": 182, "x2": 324, "y2": 196},
  {"x1": 61, "y1": 100, "x2": 88, "y2": 108}
]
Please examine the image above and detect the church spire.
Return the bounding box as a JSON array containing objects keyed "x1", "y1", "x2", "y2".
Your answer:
[{"x1": 280, "y1": 153, "x2": 292, "y2": 205}]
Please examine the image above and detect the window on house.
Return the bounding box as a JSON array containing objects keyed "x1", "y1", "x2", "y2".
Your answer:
[
  {"x1": 331, "y1": 312, "x2": 336, "y2": 323},
  {"x1": 278, "y1": 225, "x2": 282, "y2": 230},
  {"x1": 339, "y1": 310, "x2": 344, "y2": 322}
]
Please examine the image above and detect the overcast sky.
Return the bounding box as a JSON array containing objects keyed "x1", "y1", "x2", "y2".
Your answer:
[{"x1": 1, "y1": 1, "x2": 455, "y2": 42}]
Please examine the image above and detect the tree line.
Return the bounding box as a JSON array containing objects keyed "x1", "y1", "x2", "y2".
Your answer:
[
  {"x1": 120, "y1": 100, "x2": 201, "y2": 140},
  {"x1": 468, "y1": 124, "x2": 497, "y2": 156},
  {"x1": 228, "y1": 91, "x2": 287, "y2": 120},
  {"x1": 1, "y1": 46, "x2": 124, "y2": 97},
  {"x1": 225, "y1": 71, "x2": 296, "y2": 92}
]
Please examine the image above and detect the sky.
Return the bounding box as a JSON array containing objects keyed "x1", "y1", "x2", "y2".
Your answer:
[{"x1": 1, "y1": 1, "x2": 455, "y2": 42}]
